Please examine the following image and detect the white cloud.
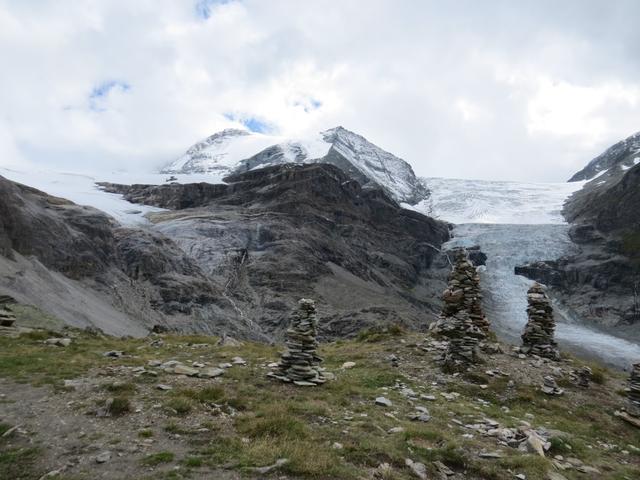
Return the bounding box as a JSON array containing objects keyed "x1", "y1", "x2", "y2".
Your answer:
[{"x1": 0, "y1": 0, "x2": 639, "y2": 181}]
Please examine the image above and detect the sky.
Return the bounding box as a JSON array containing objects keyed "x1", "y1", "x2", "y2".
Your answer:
[{"x1": 1, "y1": 0, "x2": 639, "y2": 182}]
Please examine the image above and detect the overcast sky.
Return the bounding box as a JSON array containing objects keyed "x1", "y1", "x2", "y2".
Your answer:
[{"x1": 1, "y1": 0, "x2": 639, "y2": 182}]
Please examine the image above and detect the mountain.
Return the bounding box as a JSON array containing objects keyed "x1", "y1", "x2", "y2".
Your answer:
[
  {"x1": 568, "y1": 130, "x2": 640, "y2": 182},
  {"x1": 0, "y1": 164, "x2": 450, "y2": 339},
  {"x1": 161, "y1": 126, "x2": 428, "y2": 205},
  {"x1": 0, "y1": 175, "x2": 236, "y2": 337},
  {"x1": 516, "y1": 132, "x2": 640, "y2": 336},
  {"x1": 99, "y1": 163, "x2": 450, "y2": 339}
]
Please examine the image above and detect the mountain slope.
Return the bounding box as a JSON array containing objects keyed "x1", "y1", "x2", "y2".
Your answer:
[
  {"x1": 0, "y1": 175, "x2": 236, "y2": 337},
  {"x1": 100, "y1": 163, "x2": 450, "y2": 339},
  {"x1": 516, "y1": 133, "x2": 640, "y2": 335},
  {"x1": 568, "y1": 130, "x2": 640, "y2": 182},
  {"x1": 161, "y1": 126, "x2": 428, "y2": 204}
]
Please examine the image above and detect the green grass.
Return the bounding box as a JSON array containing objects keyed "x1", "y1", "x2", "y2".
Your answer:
[
  {"x1": 0, "y1": 327, "x2": 639, "y2": 480},
  {"x1": 108, "y1": 396, "x2": 132, "y2": 415},
  {"x1": 142, "y1": 451, "x2": 175, "y2": 466},
  {"x1": 164, "y1": 396, "x2": 193, "y2": 416}
]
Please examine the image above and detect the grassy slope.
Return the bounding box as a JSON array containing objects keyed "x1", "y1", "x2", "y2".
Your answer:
[{"x1": 0, "y1": 327, "x2": 639, "y2": 480}]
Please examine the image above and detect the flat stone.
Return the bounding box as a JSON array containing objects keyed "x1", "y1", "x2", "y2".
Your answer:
[
  {"x1": 44, "y1": 338, "x2": 71, "y2": 347},
  {"x1": 173, "y1": 365, "x2": 199, "y2": 376},
  {"x1": 478, "y1": 451, "x2": 503, "y2": 459},
  {"x1": 156, "y1": 384, "x2": 172, "y2": 391},
  {"x1": 404, "y1": 458, "x2": 427, "y2": 479},
  {"x1": 198, "y1": 367, "x2": 225, "y2": 378},
  {"x1": 293, "y1": 380, "x2": 319, "y2": 386},
  {"x1": 375, "y1": 396, "x2": 393, "y2": 407},
  {"x1": 341, "y1": 361, "x2": 356, "y2": 369},
  {"x1": 95, "y1": 451, "x2": 111, "y2": 464},
  {"x1": 252, "y1": 458, "x2": 289, "y2": 474},
  {"x1": 526, "y1": 434, "x2": 546, "y2": 457},
  {"x1": 545, "y1": 473, "x2": 569, "y2": 480}
]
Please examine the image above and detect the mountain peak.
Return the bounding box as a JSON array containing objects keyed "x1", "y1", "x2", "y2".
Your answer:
[{"x1": 162, "y1": 126, "x2": 428, "y2": 204}]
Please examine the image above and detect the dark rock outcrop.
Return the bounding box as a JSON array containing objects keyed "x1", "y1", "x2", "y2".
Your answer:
[
  {"x1": 0, "y1": 175, "x2": 234, "y2": 336},
  {"x1": 100, "y1": 163, "x2": 451, "y2": 339},
  {"x1": 516, "y1": 135, "x2": 640, "y2": 338}
]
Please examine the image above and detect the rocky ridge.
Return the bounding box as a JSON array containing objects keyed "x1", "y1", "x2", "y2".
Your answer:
[
  {"x1": 516, "y1": 133, "x2": 640, "y2": 338},
  {"x1": 99, "y1": 163, "x2": 451, "y2": 340},
  {"x1": 0, "y1": 175, "x2": 236, "y2": 336},
  {"x1": 161, "y1": 126, "x2": 428, "y2": 205}
]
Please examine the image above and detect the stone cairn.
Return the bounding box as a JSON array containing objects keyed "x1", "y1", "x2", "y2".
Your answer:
[
  {"x1": 571, "y1": 366, "x2": 592, "y2": 388},
  {"x1": 268, "y1": 299, "x2": 326, "y2": 386},
  {"x1": 628, "y1": 363, "x2": 640, "y2": 418},
  {"x1": 520, "y1": 283, "x2": 560, "y2": 361},
  {"x1": 441, "y1": 249, "x2": 490, "y2": 332},
  {"x1": 439, "y1": 311, "x2": 485, "y2": 370},
  {"x1": 0, "y1": 306, "x2": 15, "y2": 327},
  {"x1": 432, "y1": 249, "x2": 489, "y2": 370}
]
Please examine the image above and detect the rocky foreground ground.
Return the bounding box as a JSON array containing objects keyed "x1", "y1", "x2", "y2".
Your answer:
[{"x1": 1, "y1": 321, "x2": 639, "y2": 480}]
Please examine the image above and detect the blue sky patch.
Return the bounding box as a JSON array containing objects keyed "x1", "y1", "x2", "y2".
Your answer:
[
  {"x1": 224, "y1": 112, "x2": 273, "y2": 133},
  {"x1": 294, "y1": 97, "x2": 322, "y2": 113},
  {"x1": 196, "y1": 0, "x2": 233, "y2": 20},
  {"x1": 89, "y1": 80, "x2": 131, "y2": 111}
]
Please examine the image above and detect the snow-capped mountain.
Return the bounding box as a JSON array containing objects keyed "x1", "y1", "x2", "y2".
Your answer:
[
  {"x1": 161, "y1": 126, "x2": 428, "y2": 204},
  {"x1": 569, "y1": 130, "x2": 640, "y2": 182}
]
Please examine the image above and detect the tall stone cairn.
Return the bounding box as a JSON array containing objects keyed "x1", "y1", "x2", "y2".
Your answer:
[
  {"x1": 439, "y1": 311, "x2": 485, "y2": 370},
  {"x1": 520, "y1": 283, "x2": 560, "y2": 360},
  {"x1": 268, "y1": 299, "x2": 326, "y2": 386},
  {"x1": 628, "y1": 363, "x2": 640, "y2": 417},
  {"x1": 441, "y1": 249, "x2": 490, "y2": 332}
]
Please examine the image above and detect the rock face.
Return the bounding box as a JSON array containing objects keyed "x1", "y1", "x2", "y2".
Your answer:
[
  {"x1": 99, "y1": 163, "x2": 451, "y2": 340},
  {"x1": 268, "y1": 299, "x2": 326, "y2": 386},
  {"x1": 160, "y1": 126, "x2": 429, "y2": 205},
  {"x1": 568, "y1": 130, "x2": 640, "y2": 182},
  {"x1": 0, "y1": 175, "x2": 235, "y2": 337},
  {"x1": 516, "y1": 133, "x2": 640, "y2": 339},
  {"x1": 520, "y1": 283, "x2": 560, "y2": 360}
]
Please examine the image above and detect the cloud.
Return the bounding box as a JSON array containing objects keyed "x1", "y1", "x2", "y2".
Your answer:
[{"x1": 0, "y1": 0, "x2": 639, "y2": 181}]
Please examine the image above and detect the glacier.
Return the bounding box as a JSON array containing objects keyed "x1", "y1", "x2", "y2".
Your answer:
[{"x1": 416, "y1": 177, "x2": 640, "y2": 369}]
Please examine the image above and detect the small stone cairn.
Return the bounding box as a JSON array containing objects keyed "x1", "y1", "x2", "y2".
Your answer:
[
  {"x1": 628, "y1": 363, "x2": 640, "y2": 418},
  {"x1": 441, "y1": 249, "x2": 490, "y2": 332},
  {"x1": 520, "y1": 283, "x2": 560, "y2": 361},
  {"x1": 268, "y1": 299, "x2": 326, "y2": 386},
  {"x1": 571, "y1": 366, "x2": 592, "y2": 388},
  {"x1": 0, "y1": 306, "x2": 16, "y2": 327}
]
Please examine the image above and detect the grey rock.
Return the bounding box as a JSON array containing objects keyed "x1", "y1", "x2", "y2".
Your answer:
[
  {"x1": 95, "y1": 451, "x2": 111, "y2": 464},
  {"x1": 375, "y1": 397, "x2": 393, "y2": 407}
]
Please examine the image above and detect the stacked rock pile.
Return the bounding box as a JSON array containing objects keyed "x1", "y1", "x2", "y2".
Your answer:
[
  {"x1": 571, "y1": 366, "x2": 592, "y2": 388},
  {"x1": 0, "y1": 307, "x2": 16, "y2": 327},
  {"x1": 268, "y1": 299, "x2": 326, "y2": 386},
  {"x1": 439, "y1": 311, "x2": 485, "y2": 371},
  {"x1": 541, "y1": 375, "x2": 564, "y2": 396},
  {"x1": 520, "y1": 283, "x2": 560, "y2": 360},
  {"x1": 441, "y1": 249, "x2": 490, "y2": 332},
  {"x1": 628, "y1": 363, "x2": 640, "y2": 417}
]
